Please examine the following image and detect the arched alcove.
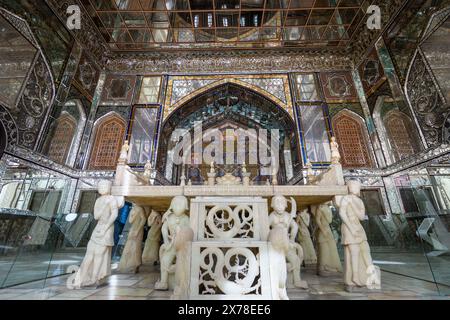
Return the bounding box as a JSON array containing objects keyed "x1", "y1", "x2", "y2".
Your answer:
[
  {"x1": 332, "y1": 110, "x2": 374, "y2": 169},
  {"x1": 156, "y1": 83, "x2": 300, "y2": 185},
  {"x1": 88, "y1": 113, "x2": 126, "y2": 170}
]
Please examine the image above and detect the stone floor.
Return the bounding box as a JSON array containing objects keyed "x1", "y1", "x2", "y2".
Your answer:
[{"x1": 0, "y1": 265, "x2": 449, "y2": 300}]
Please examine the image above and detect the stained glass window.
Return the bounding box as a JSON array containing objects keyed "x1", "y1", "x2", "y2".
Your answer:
[
  {"x1": 332, "y1": 111, "x2": 373, "y2": 168},
  {"x1": 139, "y1": 77, "x2": 162, "y2": 104},
  {"x1": 129, "y1": 107, "x2": 160, "y2": 164},
  {"x1": 47, "y1": 114, "x2": 76, "y2": 165},
  {"x1": 88, "y1": 114, "x2": 126, "y2": 170},
  {"x1": 299, "y1": 105, "x2": 331, "y2": 163},
  {"x1": 296, "y1": 74, "x2": 320, "y2": 102}
]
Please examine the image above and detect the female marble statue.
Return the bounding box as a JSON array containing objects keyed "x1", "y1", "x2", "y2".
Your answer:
[
  {"x1": 118, "y1": 205, "x2": 147, "y2": 273},
  {"x1": 119, "y1": 140, "x2": 130, "y2": 160},
  {"x1": 268, "y1": 225, "x2": 290, "y2": 300},
  {"x1": 312, "y1": 202, "x2": 343, "y2": 276},
  {"x1": 155, "y1": 196, "x2": 190, "y2": 291},
  {"x1": 67, "y1": 180, "x2": 124, "y2": 289},
  {"x1": 296, "y1": 209, "x2": 317, "y2": 266},
  {"x1": 142, "y1": 210, "x2": 162, "y2": 265},
  {"x1": 171, "y1": 227, "x2": 194, "y2": 300},
  {"x1": 269, "y1": 195, "x2": 308, "y2": 289},
  {"x1": 330, "y1": 136, "x2": 341, "y2": 165},
  {"x1": 336, "y1": 180, "x2": 380, "y2": 290}
]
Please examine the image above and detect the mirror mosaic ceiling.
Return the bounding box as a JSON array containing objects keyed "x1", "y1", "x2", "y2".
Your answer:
[{"x1": 81, "y1": 0, "x2": 372, "y2": 51}]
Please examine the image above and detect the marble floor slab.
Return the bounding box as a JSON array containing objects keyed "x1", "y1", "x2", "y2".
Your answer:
[{"x1": 0, "y1": 267, "x2": 448, "y2": 300}]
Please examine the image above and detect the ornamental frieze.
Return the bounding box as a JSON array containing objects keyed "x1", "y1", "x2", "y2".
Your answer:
[{"x1": 106, "y1": 52, "x2": 353, "y2": 74}]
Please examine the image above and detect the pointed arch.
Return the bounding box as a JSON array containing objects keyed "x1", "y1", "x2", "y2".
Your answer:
[
  {"x1": 88, "y1": 113, "x2": 126, "y2": 170},
  {"x1": 384, "y1": 110, "x2": 416, "y2": 161},
  {"x1": 47, "y1": 113, "x2": 77, "y2": 165},
  {"x1": 165, "y1": 78, "x2": 293, "y2": 120},
  {"x1": 332, "y1": 110, "x2": 373, "y2": 169}
]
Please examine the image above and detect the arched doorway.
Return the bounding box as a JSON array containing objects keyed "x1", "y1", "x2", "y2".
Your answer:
[{"x1": 157, "y1": 83, "x2": 301, "y2": 185}]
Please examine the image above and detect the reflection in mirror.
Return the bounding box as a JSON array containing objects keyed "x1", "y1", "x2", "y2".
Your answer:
[
  {"x1": 0, "y1": 15, "x2": 37, "y2": 109},
  {"x1": 129, "y1": 107, "x2": 159, "y2": 164},
  {"x1": 422, "y1": 15, "x2": 450, "y2": 103},
  {"x1": 43, "y1": 99, "x2": 87, "y2": 167}
]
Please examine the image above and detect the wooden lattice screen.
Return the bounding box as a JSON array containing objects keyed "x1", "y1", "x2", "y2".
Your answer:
[
  {"x1": 88, "y1": 115, "x2": 126, "y2": 170},
  {"x1": 332, "y1": 111, "x2": 373, "y2": 168},
  {"x1": 48, "y1": 115, "x2": 76, "y2": 165},
  {"x1": 384, "y1": 111, "x2": 415, "y2": 161}
]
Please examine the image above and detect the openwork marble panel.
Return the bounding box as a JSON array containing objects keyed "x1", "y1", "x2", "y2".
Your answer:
[
  {"x1": 190, "y1": 242, "x2": 272, "y2": 300},
  {"x1": 190, "y1": 197, "x2": 269, "y2": 241}
]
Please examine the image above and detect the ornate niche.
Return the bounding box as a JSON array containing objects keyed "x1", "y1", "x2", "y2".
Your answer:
[
  {"x1": 47, "y1": 113, "x2": 77, "y2": 164},
  {"x1": 332, "y1": 110, "x2": 374, "y2": 169},
  {"x1": 383, "y1": 110, "x2": 416, "y2": 161},
  {"x1": 88, "y1": 113, "x2": 126, "y2": 170}
]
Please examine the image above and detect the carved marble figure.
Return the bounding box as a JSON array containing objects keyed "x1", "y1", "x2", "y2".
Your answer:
[
  {"x1": 171, "y1": 227, "x2": 194, "y2": 300},
  {"x1": 312, "y1": 202, "x2": 343, "y2": 276},
  {"x1": 269, "y1": 195, "x2": 308, "y2": 289},
  {"x1": 67, "y1": 180, "x2": 124, "y2": 289},
  {"x1": 268, "y1": 225, "x2": 290, "y2": 300},
  {"x1": 155, "y1": 196, "x2": 190, "y2": 290},
  {"x1": 118, "y1": 205, "x2": 147, "y2": 273},
  {"x1": 335, "y1": 180, "x2": 380, "y2": 290},
  {"x1": 330, "y1": 136, "x2": 341, "y2": 165},
  {"x1": 142, "y1": 210, "x2": 162, "y2": 265},
  {"x1": 296, "y1": 209, "x2": 317, "y2": 266}
]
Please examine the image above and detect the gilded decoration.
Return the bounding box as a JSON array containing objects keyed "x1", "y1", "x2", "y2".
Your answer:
[
  {"x1": 164, "y1": 75, "x2": 293, "y2": 120},
  {"x1": 107, "y1": 52, "x2": 352, "y2": 75}
]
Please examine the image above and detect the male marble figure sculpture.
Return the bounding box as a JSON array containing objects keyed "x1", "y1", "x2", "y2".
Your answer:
[
  {"x1": 118, "y1": 205, "x2": 147, "y2": 273},
  {"x1": 142, "y1": 210, "x2": 162, "y2": 265},
  {"x1": 269, "y1": 195, "x2": 308, "y2": 289},
  {"x1": 155, "y1": 196, "x2": 190, "y2": 291},
  {"x1": 296, "y1": 209, "x2": 317, "y2": 266},
  {"x1": 67, "y1": 180, "x2": 124, "y2": 289},
  {"x1": 335, "y1": 180, "x2": 380, "y2": 290},
  {"x1": 312, "y1": 202, "x2": 343, "y2": 276},
  {"x1": 171, "y1": 227, "x2": 194, "y2": 300}
]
